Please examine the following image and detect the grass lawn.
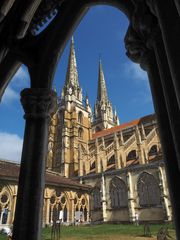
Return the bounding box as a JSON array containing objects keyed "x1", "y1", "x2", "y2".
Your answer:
[{"x1": 0, "y1": 224, "x2": 176, "y2": 240}]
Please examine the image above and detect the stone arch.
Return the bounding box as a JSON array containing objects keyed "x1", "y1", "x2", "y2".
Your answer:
[
  {"x1": 78, "y1": 127, "x2": 84, "y2": 139},
  {"x1": 78, "y1": 111, "x2": 83, "y2": 124},
  {"x1": 137, "y1": 172, "x2": 161, "y2": 207},
  {"x1": 109, "y1": 177, "x2": 128, "y2": 209},
  {"x1": 107, "y1": 154, "x2": 116, "y2": 166},
  {"x1": 0, "y1": 184, "x2": 13, "y2": 225},
  {"x1": 126, "y1": 149, "x2": 137, "y2": 161},
  {"x1": 148, "y1": 144, "x2": 158, "y2": 156}
]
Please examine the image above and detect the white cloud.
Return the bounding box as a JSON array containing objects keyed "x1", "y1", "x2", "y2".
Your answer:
[
  {"x1": 1, "y1": 66, "x2": 29, "y2": 104},
  {"x1": 0, "y1": 132, "x2": 23, "y2": 162},
  {"x1": 1, "y1": 86, "x2": 19, "y2": 103},
  {"x1": 12, "y1": 66, "x2": 29, "y2": 87},
  {"x1": 124, "y1": 62, "x2": 147, "y2": 81}
]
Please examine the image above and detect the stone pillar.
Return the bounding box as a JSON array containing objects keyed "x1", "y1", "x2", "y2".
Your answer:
[
  {"x1": 135, "y1": 126, "x2": 146, "y2": 164},
  {"x1": 12, "y1": 88, "x2": 56, "y2": 240},
  {"x1": 114, "y1": 133, "x2": 121, "y2": 169},
  {"x1": 150, "y1": 32, "x2": 180, "y2": 171},
  {"x1": 126, "y1": 171, "x2": 136, "y2": 223},
  {"x1": 125, "y1": 25, "x2": 180, "y2": 238},
  {"x1": 147, "y1": 0, "x2": 180, "y2": 108},
  {"x1": 101, "y1": 173, "x2": 107, "y2": 222},
  {"x1": 45, "y1": 198, "x2": 50, "y2": 226},
  {"x1": 145, "y1": 53, "x2": 180, "y2": 237},
  {"x1": 158, "y1": 167, "x2": 172, "y2": 221},
  {"x1": 95, "y1": 139, "x2": 101, "y2": 173}
]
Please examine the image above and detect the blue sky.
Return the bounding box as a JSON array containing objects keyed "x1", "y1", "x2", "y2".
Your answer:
[{"x1": 0, "y1": 6, "x2": 154, "y2": 161}]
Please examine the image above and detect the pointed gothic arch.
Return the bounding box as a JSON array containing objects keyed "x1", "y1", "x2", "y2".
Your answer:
[
  {"x1": 148, "y1": 145, "x2": 158, "y2": 156},
  {"x1": 109, "y1": 177, "x2": 128, "y2": 209},
  {"x1": 137, "y1": 172, "x2": 161, "y2": 207}
]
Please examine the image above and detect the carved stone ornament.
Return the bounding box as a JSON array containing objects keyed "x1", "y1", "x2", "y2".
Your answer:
[
  {"x1": 21, "y1": 88, "x2": 57, "y2": 119},
  {"x1": 131, "y1": 0, "x2": 158, "y2": 40}
]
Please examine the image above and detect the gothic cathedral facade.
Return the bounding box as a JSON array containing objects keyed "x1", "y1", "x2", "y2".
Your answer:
[{"x1": 46, "y1": 38, "x2": 172, "y2": 223}]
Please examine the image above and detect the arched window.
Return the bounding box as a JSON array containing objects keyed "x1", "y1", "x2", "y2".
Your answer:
[
  {"x1": 107, "y1": 155, "x2": 115, "y2": 166},
  {"x1": 78, "y1": 111, "x2": 83, "y2": 124},
  {"x1": 78, "y1": 128, "x2": 84, "y2": 139},
  {"x1": 90, "y1": 161, "x2": 96, "y2": 170},
  {"x1": 93, "y1": 187, "x2": 101, "y2": 210},
  {"x1": 137, "y1": 172, "x2": 161, "y2": 207},
  {"x1": 148, "y1": 145, "x2": 158, "y2": 156},
  {"x1": 126, "y1": 150, "x2": 137, "y2": 161},
  {"x1": 110, "y1": 177, "x2": 128, "y2": 209}
]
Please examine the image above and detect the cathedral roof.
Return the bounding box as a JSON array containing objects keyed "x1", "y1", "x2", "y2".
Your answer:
[
  {"x1": 92, "y1": 114, "x2": 156, "y2": 139},
  {"x1": 0, "y1": 160, "x2": 91, "y2": 192}
]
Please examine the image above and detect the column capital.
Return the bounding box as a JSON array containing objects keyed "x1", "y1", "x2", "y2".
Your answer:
[
  {"x1": 20, "y1": 88, "x2": 57, "y2": 119},
  {"x1": 124, "y1": 25, "x2": 153, "y2": 70}
]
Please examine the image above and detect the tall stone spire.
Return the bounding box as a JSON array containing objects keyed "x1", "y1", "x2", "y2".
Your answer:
[
  {"x1": 65, "y1": 36, "x2": 79, "y2": 87},
  {"x1": 97, "y1": 60, "x2": 108, "y2": 102},
  {"x1": 92, "y1": 59, "x2": 120, "y2": 132},
  {"x1": 61, "y1": 37, "x2": 83, "y2": 104}
]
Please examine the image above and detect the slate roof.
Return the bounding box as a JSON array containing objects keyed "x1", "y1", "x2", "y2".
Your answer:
[{"x1": 0, "y1": 160, "x2": 91, "y2": 192}]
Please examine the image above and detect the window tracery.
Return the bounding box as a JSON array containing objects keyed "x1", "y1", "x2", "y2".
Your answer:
[
  {"x1": 137, "y1": 172, "x2": 161, "y2": 207},
  {"x1": 93, "y1": 187, "x2": 101, "y2": 210},
  {"x1": 110, "y1": 177, "x2": 128, "y2": 209}
]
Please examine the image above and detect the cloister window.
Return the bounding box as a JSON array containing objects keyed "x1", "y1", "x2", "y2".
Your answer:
[
  {"x1": 148, "y1": 145, "x2": 158, "y2": 156},
  {"x1": 107, "y1": 155, "x2": 115, "y2": 165},
  {"x1": 126, "y1": 150, "x2": 137, "y2": 161},
  {"x1": 110, "y1": 177, "x2": 128, "y2": 209},
  {"x1": 78, "y1": 111, "x2": 83, "y2": 124},
  {"x1": 78, "y1": 128, "x2": 84, "y2": 139},
  {"x1": 137, "y1": 172, "x2": 161, "y2": 207},
  {"x1": 93, "y1": 187, "x2": 101, "y2": 210}
]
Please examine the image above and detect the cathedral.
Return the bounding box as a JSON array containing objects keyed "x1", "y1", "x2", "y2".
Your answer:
[
  {"x1": 46, "y1": 38, "x2": 172, "y2": 223},
  {"x1": 0, "y1": 38, "x2": 172, "y2": 229}
]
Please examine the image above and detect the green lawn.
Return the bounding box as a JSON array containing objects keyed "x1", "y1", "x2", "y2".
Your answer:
[{"x1": 0, "y1": 224, "x2": 176, "y2": 240}]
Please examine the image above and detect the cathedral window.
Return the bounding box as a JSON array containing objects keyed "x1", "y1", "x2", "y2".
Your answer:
[
  {"x1": 107, "y1": 155, "x2": 115, "y2": 166},
  {"x1": 93, "y1": 187, "x2": 101, "y2": 210},
  {"x1": 126, "y1": 150, "x2": 137, "y2": 161},
  {"x1": 78, "y1": 111, "x2": 83, "y2": 124},
  {"x1": 90, "y1": 161, "x2": 96, "y2": 170},
  {"x1": 78, "y1": 128, "x2": 84, "y2": 139},
  {"x1": 148, "y1": 145, "x2": 158, "y2": 156},
  {"x1": 110, "y1": 177, "x2": 128, "y2": 209},
  {"x1": 137, "y1": 172, "x2": 161, "y2": 207}
]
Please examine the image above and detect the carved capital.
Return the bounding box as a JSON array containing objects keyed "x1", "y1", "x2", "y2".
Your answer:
[
  {"x1": 21, "y1": 88, "x2": 57, "y2": 119},
  {"x1": 125, "y1": 25, "x2": 152, "y2": 70}
]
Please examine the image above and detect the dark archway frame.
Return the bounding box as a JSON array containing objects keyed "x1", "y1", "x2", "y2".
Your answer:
[{"x1": 0, "y1": 0, "x2": 180, "y2": 239}]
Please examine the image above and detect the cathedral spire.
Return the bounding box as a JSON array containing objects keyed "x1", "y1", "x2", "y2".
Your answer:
[
  {"x1": 97, "y1": 59, "x2": 108, "y2": 102},
  {"x1": 65, "y1": 36, "x2": 79, "y2": 87}
]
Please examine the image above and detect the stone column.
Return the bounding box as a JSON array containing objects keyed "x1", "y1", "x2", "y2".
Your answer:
[
  {"x1": 12, "y1": 88, "x2": 57, "y2": 240},
  {"x1": 101, "y1": 173, "x2": 107, "y2": 222},
  {"x1": 158, "y1": 167, "x2": 172, "y2": 221},
  {"x1": 45, "y1": 198, "x2": 50, "y2": 226},
  {"x1": 150, "y1": 32, "x2": 180, "y2": 171},
  {"x1": 147, "y1": 0, "x2": 180, "y2": 108},
  {"x1": 126, "y1": 171, "x2": 136, "y2": 223},
  {"x1": 125, "y1": 25, "x2": 180, "y2": 238},
  {"x1": 95, "y1": 139, "x2": 101, "y2": 173},
  {"x1": 114, "y1": 133, "x2": 121, "y2": 169}
]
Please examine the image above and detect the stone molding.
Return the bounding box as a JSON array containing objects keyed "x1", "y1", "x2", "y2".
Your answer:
[{"x1": 20, "y1": 88, "x2": 57, "y2": 119}]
